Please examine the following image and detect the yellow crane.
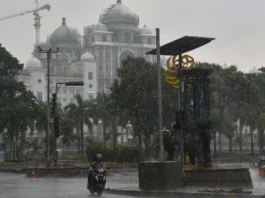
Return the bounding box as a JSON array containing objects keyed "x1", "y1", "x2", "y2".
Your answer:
[{"x1": 0, "y1": 0, "x2": 51, "y2": 45}]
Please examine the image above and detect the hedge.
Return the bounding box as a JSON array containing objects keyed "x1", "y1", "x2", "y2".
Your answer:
[{"x1": 86, "y1": 139, "x2": 141, "y2": 163}]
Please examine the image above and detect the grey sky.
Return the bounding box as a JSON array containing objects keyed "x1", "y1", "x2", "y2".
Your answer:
[{"x1": 0, "y1": 0, "x2": 265, "y2": 72}]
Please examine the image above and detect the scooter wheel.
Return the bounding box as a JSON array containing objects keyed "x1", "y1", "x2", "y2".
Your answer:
[
  {"x1": 89, "y1": 190, "x2": 95, "y2": 195},
  {"x1": 97, "y1": 191, "x2": 102, "y2": 196}
]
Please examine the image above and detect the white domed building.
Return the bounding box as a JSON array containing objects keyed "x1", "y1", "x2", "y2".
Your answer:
[
  {"x1": 83, "y1": 0, "x2": 156, "y2": 93},
  {"x1": 19, "y1": 0, "x2": 155, "y2": 105},
  {"x1": 18, "y1": 17, "x2": 97, "y2": 106},
  {"x1": 17, "y1": 56, "x2": 46, "y2": 101}
]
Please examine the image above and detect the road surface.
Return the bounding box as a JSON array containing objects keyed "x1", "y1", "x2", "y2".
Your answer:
[
  {"x1": 1, "y1": 164, "x2": 265, "y2": 197},
  {"x1": 0, "y1": 172, "x2": 139, "y2": 198}
]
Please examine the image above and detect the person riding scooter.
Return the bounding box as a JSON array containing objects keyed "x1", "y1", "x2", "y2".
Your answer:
[{"x1": 87, "y1": 154, "x2": 105, "y2": 188}]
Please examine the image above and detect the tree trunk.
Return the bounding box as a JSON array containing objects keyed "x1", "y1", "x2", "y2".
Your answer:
[
  {"x1": 111, "y1": 120, "x2": 117, "y2": 147},
  {"x1": 239, "y1": 124, "x2": 243, "y2": 153},
  {"x1": 54, "y1": 136, "x2": 57, "y2": 166},
  {"x1": 189, "y1": 147, "x2": 196, "y2": 165},
  {"x1": 259, "y1": 129, "x2": 264, "y2": 155},
  {"x1": 213, "y1": 132, "x2": 217, "y2": 158},
  {"x1": 218, "y1": 132, "x2": 222, "y2": 152},
  {"x1": 20, "y1": 130, "x2": 26, "y2": 160},
  {"x1": 12, "y1": 140, "x2": 16, "y2": 160},
  {"x1": 250, "y1": 128, "x2": 254, "y2": 155},
  {"x1": 77, "y1": 129, "x2": 81, "y2": 153},
  {"x1": 143, "y1": 136, "x2": 151, "y2": 157},
  {"x1": 166, "y1": 146, "x2": 175, "y2": 161},
  {"x1": 228, "y1": 137, "x2": 232, "y2": 152},
  {"x1": 80, "y1": 120, "x2": 84, "y2": 154},
  {"x1": 202, "y1": 133, "x2": 211, "y2": 167},
  {"x1": 103, "y1": 124, "x2": 107, "y2": 149}
]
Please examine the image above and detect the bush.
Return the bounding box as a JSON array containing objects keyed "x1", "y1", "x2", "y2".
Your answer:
[
  {"x1": 117, "y1": 144, "x2": 141, "y2": 163},
  {"x1": 86, "y1": 139, "x2": 141, "y2": 163},
  {"x1": 86, "y1": 139, "x2": 104, "y2": 161}
]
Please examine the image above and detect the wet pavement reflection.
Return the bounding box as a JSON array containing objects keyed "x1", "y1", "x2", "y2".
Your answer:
[{"x1": 0, "y1": 172, "x2": 139, "y2": 198}]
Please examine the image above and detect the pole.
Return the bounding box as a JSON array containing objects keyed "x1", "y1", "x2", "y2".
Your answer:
[
  {"x1": 179, "y1": 54, "x2": 185, "y2": 177},
  {"x1": 54, "y1": 83, "x2": 62, "y2": 166},
  {"x1": 46, "y1": 48, "x2": 51, "y2": 166},
  {"x1": 38, "y1": 46, "x2": 59, "y2": 167},
  {"x1": 156, "y1": 28, "x2": 163, "y2": 161}
]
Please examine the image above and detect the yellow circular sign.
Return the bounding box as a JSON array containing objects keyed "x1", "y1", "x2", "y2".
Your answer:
[{"x1": 164, "y1": 54, "x2": 196, "y2": 88}]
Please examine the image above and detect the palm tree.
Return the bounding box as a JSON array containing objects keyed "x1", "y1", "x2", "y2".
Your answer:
[
  {"x1": 34, "y1": 101, "x2": 49, "y2": 159},
  {"x1": 93, "y1": 94, "x2": 112, "y2": 149},
  {"x1": 64, "y1": 94, "x2": 93, "y2": 154},
  {"x1": 60, "y1": 112, "x2": 76, "y2": 146}
]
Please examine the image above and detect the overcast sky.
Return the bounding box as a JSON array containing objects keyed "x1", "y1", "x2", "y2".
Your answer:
[{"x1": 0, "y1": 0, "x2": 265, "y2": 72}]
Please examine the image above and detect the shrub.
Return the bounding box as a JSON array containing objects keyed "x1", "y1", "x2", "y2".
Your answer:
[
  {"x1": 86, "y1": 139, "x2": 104, "y2": 161},
  {"x1": 117, "y1": 144, "x2": 141, "y2": 163},
  {"x1": 86, "y1": 139, "x2": 141, "y2": 163}
]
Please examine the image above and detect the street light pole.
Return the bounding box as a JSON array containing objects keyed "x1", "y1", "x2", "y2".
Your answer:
[
  {"x1": 178, "y1": 54, "x2": 185, "y2": 177},
  {"x1": 156, "y1": 28, "x2": 163, "y2": 161},
  {"x1": 38, "y1": 46, "x2": 59, "y2": 167}
]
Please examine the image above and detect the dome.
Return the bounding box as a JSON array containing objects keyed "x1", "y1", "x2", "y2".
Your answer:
[
  {"x1": 94, "y1": 23, "x2": 108, "y2": 32},
  {"x1": 81, "y1": 51, "x2": 95, "y2": 61},
  {"x1": 139, "y1": 25, "x2": 152, "y2": 35},
  {"x1": 25, "y1": 57, "x2": 42, "y2": 69},
  {"x1": 101, "y1": 0, "x2": 139, "y2": 26},
  {"x1": 49, "y1": 18, "x2": 79, "y2": 44}
]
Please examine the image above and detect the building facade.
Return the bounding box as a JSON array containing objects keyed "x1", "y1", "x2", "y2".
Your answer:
[{"x1": 18, "y1": 0, "x2": 156, "y2": 104}]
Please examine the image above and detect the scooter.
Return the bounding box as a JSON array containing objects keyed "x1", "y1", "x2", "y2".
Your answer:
[{"x1": 87, "y1": 167, "x2": 106, "y2": 196}]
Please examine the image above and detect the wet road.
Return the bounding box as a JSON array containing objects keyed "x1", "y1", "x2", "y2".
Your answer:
[
  {"x1": 1, "y1": 164, "x2": 265, "y2": 197},
  {"x1": 0, "y1": 172, "x2": 138, "y2": 198}
]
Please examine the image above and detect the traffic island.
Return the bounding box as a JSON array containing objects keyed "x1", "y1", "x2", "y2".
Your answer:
[
  {"x1": 138, "y1": 161, "x2": 184, "y2": 190},
  {"x1": 185, "y1": 167, "x2": 253, "y2": 188},
  {"x1": 104, "y1": 188, "x2": 263, "y2": 198}
]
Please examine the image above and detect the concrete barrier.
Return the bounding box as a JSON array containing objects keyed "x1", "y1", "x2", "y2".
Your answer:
[{"x1": 138, "y1": 161, "x2": 184, "y2": 190}]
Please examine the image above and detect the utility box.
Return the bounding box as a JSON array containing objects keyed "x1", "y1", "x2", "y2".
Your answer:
[{"x1": 138, "y1": 161, "x2": 184, "y2": 190}]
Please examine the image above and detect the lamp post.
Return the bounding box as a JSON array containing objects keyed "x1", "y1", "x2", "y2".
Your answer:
[
  {"x1": 156, "y1": 28, "x2": 163, "y2": 161},
  {"x1": 126, "y1": 121, "x2": 133, "y2": 144},
  {"x1": 53, "y1": 81, "x2": 84, "y2": 166},
  {"x1": 38, "y1": 46, "x2": 59, "y2": 167}
]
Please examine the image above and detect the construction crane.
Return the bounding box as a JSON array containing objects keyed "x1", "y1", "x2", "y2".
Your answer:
[{"x1": 0, "y1": 1, "x2": 51, "y2": 45}]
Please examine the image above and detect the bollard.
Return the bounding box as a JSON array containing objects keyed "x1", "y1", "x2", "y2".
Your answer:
[{"x1": 32, "y1": 170, "x2": 35, "y2": 179}]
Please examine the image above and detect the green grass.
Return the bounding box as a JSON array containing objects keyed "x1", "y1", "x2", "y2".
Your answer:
[
  {"x1": 0, "y1": 161, "x2": 23, "y2": 167},
  {"x1": 73, "y1": 161, "x2": 138, "y2": 168}
]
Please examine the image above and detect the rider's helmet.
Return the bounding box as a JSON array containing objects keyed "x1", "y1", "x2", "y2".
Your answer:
[{"x1": 95, "y1": 153, "x2": 103, "y2": 162}]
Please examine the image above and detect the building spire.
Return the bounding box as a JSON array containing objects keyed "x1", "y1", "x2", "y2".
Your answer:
[
  {"x1": 62, "y1": 17, "x2": 66, "y2": 25},
  {"x1": 117, "y1": 0, "x2": 122, "y2": 4}
]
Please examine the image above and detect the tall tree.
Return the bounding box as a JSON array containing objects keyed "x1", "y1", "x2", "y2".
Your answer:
[
  {"x1": 257, "y1": 113, "x2": 265, "y2": 155},
  {"x1": 0, "y1": 44, "x2": 37, "y2": 159},
  {"x1": 93, "y1": 94, "x2": 111, "y2": 149},
  {"x1": 110, "y1": 57, "x2": 178, "y2": 152},
  {"x1": 64, "y1": 94, "x2": 92, "y2": 154}
]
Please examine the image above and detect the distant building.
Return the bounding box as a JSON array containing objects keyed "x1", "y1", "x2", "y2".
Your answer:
[
  {"x1": 248, "y1": 66, "x2": 262, "y2": 74},
  {"x1": 16, "y1": 0, "x2": 156, "y2": 149},
  {"x1": 17, "y1": 0, "x2": 156, "y2": 105}
]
